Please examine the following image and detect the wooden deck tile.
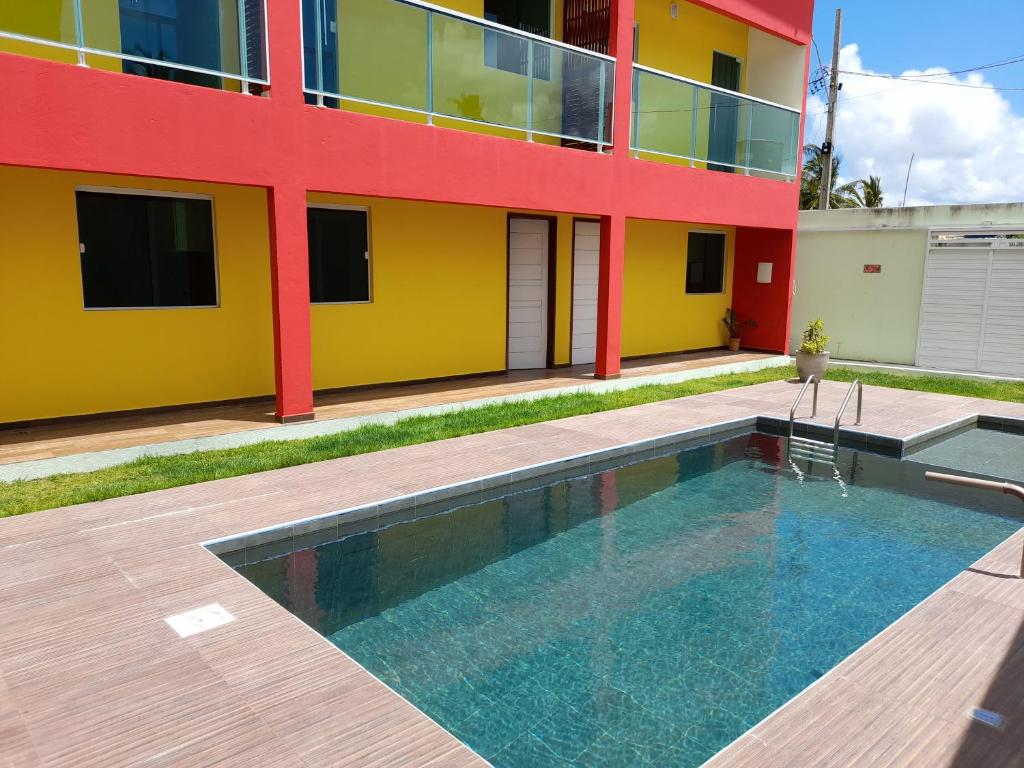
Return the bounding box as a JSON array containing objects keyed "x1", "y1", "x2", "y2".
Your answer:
[{"x1": 3, "y1": 380, "x2": 1024, "y2": 766}]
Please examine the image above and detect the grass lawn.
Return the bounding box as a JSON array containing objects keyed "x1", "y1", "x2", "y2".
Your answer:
[{"x1": 2, "y1": 364, "x2": 1022, "y2": 517}]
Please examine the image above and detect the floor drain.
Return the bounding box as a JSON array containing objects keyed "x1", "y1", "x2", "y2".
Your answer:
[
  {"x1": 970, "y1": 708, "x2": 1005, "y2": 730},
  {"x1": 165, "y1": 603, "x2": 235, "y2": 638}
]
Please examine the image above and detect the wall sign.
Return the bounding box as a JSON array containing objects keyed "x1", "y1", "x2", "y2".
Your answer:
[{"x1": 863, "y1": 264, "x2": 882, "y2": 274}]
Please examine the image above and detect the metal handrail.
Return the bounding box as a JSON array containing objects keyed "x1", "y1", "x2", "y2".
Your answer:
[
  {"x1": 0, "y1": 0, "x2": 270, "y2": 88},
  {"x1": 833, "y1": 379, "x2": 863, "y2": 450},
  {"x1": 925, "y1": 471, "x2": 1024, "y2": 576},
  {"x1": 788, "y1": 374, "x2": 819, "y2": 445},
  {"x1": 632, "y1": 62, "x2": 802, "y2": 114}
]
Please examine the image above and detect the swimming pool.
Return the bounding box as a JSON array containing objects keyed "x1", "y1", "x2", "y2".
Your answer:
[{"x1": 234, "y1": 432, "x2": 1022, "y2": 767}]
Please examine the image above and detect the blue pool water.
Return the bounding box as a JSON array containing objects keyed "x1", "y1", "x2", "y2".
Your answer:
[{"x1": 237, "y1": 433, "x2": 1022, "y2": 767}]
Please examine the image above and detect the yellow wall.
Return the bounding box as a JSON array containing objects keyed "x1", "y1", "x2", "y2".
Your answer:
[
  {"x1": 308, "y1": 194, "x2": 509, "y2": 389},
  {"x1": 622, "y1": 219, "x2": 734, "y2": 357},
  {"x1": 308, "y1": 196, "x2": 578, "y2": 389},
  {"x1": 633, "y1": 0, "x2": 750, "y2": 167},
  {"x1": 634, "y1": 0, "x2": 748, "y2": 83},
  {"x1": 0, "y1": 167, "x2": 275, "y2": 423}
]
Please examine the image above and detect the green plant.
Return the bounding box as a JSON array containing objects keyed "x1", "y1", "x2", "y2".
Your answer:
[
  {"x1": 722, "y1": 308, "x2": 757, "y2": 338},
  {"x1": 798, "y1": 318, "x2": 829, "y2": 354}
]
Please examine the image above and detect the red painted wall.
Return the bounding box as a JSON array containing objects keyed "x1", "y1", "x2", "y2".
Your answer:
[
  {"x1": 690, "y1": 0, "x2": 814, "y2": 44},
  {"x1": 731, "y1": 227, "x2": 795, "y2": 353}
]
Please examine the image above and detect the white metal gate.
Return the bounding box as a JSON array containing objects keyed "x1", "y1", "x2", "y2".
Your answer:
[{"x1": 917, "y1": 230, "x2": 1024, "y2": 376}]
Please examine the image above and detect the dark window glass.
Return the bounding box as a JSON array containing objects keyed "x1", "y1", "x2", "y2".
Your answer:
[
  {"x1": 301, "y1": 0, "x2": 339, "y2": 106},
  {"x1": 77, "y1": 191, "x2": 217, "y2": 309},
  {"x1": 118, "y1": 0, "x2": 223, "y2": 88},
  {"x1": 484, "y1": 0, "x2": 551, "y2": 79},
  {"x1": 685, "y1": 232, "x2": 726, "y2": 294},
  {"x1": 308, "y1": 208, "x2": 370, "y2": 303}
]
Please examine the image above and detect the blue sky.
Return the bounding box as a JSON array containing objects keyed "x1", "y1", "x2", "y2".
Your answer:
[
  {"x1": 805, "y1": 1, "x2": 1024, "y2": 205},
  {"x1": 811, "y1": 0, "x2": 1023, "y2": 111}
]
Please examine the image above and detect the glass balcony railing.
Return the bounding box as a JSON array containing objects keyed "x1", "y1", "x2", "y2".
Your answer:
[
  {"x1": 631, "y1": 64, "x2": 801, "y2": 179},
  {"x1": 302, "y1": 0, "x2": 615, "y2": 148},
  {"x1": 0, "y1": 0, "x2": 268, "y2": 91}
]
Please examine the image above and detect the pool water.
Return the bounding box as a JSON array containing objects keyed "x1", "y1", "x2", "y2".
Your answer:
[
  {"x1": 237, "y1": 433, "x2": 1022, "y2": 767},
  {"x1": 910, "y1": 425, "x2": 1024, "y2": 483}
]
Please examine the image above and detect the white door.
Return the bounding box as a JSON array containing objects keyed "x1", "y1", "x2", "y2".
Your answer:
[
  {"x1": 507, "y1": 218, "x2": 549, "y2": 369},
  {"x1": 572, "y1": 221, "x2": 600, "y2": 365},
  {"x1": 917, "y1": 232, "x2": 1024, "y2": 376}
]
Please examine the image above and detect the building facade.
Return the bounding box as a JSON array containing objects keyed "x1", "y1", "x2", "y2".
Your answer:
[{"x1": 0, "y1": 0, "x2": 813, "y2": 425}]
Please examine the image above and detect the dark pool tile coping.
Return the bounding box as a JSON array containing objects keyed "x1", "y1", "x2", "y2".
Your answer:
[
  {"x1": 203, "y1": 417, "x2": 759, "y2": 565},
  {"x1": 205, "y1": 411, "x2": 1024, "y2": 568}
]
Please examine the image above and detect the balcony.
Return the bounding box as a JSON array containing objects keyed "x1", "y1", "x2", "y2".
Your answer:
[
  {"x1": 631, "y1": 65, "x2": 801, "y2": 179},
  {"x1": 301, "y1": 0, "x2": 615, "y2": 149},
  {"x1": 0, "y1": 0, "x2": 268, "y2": 92}
]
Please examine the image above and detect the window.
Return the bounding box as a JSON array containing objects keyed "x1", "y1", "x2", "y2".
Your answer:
[
  {"x1": 686, "y1": 232, "x2": 726, "y2": 294},
  {"x1": 484, "y1": 0, "x2": 551, "y2": 79},
  {"x1": 308, "y1": 207, "x2": 371, "y2": 303},
  {"x1": 118, "y1": 0, "x2": 223, "y2": 88},
  {"x1": 76, "y1": 191, "x2": 217, "y2": 309}
]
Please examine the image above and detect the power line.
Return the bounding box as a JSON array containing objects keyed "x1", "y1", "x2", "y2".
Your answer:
[
  {"x1": 881, "y1": 52, "x2": 1024, "y2": 80},
  {"x1": 835, "y1": 70, "x2": 1024, "y2": 91}
]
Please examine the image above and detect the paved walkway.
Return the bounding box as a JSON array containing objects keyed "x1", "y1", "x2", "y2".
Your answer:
[
  {"x1": 0, "y1": 352, "x2": 784, "y2": 482},
  {"x1": 3, "y1": 380, "x2": 1023, "y2": 767}
]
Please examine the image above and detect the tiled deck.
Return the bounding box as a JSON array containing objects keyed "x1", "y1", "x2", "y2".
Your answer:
[
  {"x1": 3, "y1": 380, "x2": 1024, "y2": 767},
  {"x1": 0, "y1": 350, "x2": 774, "y2": 466}
]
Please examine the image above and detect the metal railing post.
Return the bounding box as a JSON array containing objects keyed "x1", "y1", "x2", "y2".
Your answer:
[
  {"x1": 631, "y1": 67, "x2": 640, "y2": 158},
  {"x1": 596, "y1": 61, "x2": 606, "y2": 153},
  {"x1": 313, "y1": 0, "x2": 324, "y2": 106},
  {"x1": 237, "y1": 0, "x2": 250, "y2": 93},
  {"x1": 743, "y1": 103, "x2": 753, "y2": 175},
  {"x1": 425, "y1": 11, "x2": 434, "y2": 125},
  {"x1": 73, "y1": 0, "x2": 86, "y2": 66},
  {"x1": 689, "y1": 83, "x2": 698, "y2": 168},
  {"x1": 526, "y1": 40, "x2": 534, "y2": 141}
]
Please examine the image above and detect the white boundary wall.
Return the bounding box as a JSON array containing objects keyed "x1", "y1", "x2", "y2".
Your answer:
[{"x1": 793, "y1": 203, "x2": 1024, "y2": 366}]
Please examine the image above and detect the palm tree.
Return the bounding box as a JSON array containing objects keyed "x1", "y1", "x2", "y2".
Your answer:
[
  {"x1": 799, "y1": 144, "x2": 863, "y2": 210},
  {"x1": 858, "y1": 175, "x2": 884, "y2": 208}
]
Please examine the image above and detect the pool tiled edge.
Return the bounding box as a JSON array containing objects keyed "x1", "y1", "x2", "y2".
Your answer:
[{"x1": 203, "y1": 416, "x2": 760, "y2": 565}]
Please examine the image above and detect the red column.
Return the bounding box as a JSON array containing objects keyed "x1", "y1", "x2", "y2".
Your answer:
[
  {"x1": 268, "y1": 184, "x2": 314, "y2": 422},
  {"x1": 594, "y1": 0, "x2": 635, "y2": 380},
  {"x1": 608, "y1": 0, "x2": 636, "y2": 156},
  {"x1": 595, "y1": 213, "x2": 626, "y2": 379}
]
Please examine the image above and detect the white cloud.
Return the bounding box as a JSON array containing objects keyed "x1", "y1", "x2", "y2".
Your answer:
[{"x1": 806, "y1": 44, "x2": 1024, "y2": 206}]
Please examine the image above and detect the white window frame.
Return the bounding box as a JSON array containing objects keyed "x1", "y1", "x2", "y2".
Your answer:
[
  {"x1": 74, "y1": 185, "x2": 221, "y2": 311},
  {"x1": 684, "y1": 228, "x2": 729, "y2": 295},
  {"x1": 307, "y1": 203, "x2": 373, "y2": 305}
]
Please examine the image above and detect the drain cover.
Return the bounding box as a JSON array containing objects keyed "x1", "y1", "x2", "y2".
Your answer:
[
  {"x1": 165, "y1": 603, "x2": 235, "y2": 638},
  {"x1": 970, "y1": 708, "x2": 1005, "y2": 729}
]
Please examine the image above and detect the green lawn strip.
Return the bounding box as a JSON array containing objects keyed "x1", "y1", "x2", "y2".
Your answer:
[
  {"x1": 0, "y1": 366, "x2": 793, "y2": 517},
  {"x1": 825, "y1": 366, "x2": 1024, "y2": 402},
  {"x1": 3, "y1": 363, "x2": 1022, "y2": 518}
]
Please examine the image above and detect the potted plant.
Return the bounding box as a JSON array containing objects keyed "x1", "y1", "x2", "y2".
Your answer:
[
  {"x1": 722, "y1": 308, "x2": 756, "y2": 352},
  {"x1": 795, "y1": 318, "x2": 830, "y2": 382}
]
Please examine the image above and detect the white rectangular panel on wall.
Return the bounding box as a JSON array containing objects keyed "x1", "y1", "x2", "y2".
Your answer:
[{"x1": 571, "y1": 221, "x2": 600, "y2": 366}]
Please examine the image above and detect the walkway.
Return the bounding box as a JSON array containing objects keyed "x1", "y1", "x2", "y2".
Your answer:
[
  {"x1": 0, "y1": 351, "x2": 782, "y2": 481},
  {"x1": 2, "y1": 381, "x2": 1024, "y2": 767}
]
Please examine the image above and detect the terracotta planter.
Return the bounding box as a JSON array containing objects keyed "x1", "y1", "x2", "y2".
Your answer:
[
  {"x1": 727, "y1": 338, "x2": 741, "y2": 352},
  {"x1": 795, "y1": 351, "x2": 830, "y2": 382}
]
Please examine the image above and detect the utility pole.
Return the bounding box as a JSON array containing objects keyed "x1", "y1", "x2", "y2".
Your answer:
[{"x1": 818, "y1": 8, "x2": 842, "y2": 210}]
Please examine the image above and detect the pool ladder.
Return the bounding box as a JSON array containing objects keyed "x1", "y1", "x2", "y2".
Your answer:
[{"x1": 787, "y1": 376, "x2": 863, "y2": 464}]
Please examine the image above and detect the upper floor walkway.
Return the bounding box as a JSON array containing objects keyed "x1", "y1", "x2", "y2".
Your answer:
[{"x1": 0, "y1": 0, "x2": 813, "y2": 227}]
